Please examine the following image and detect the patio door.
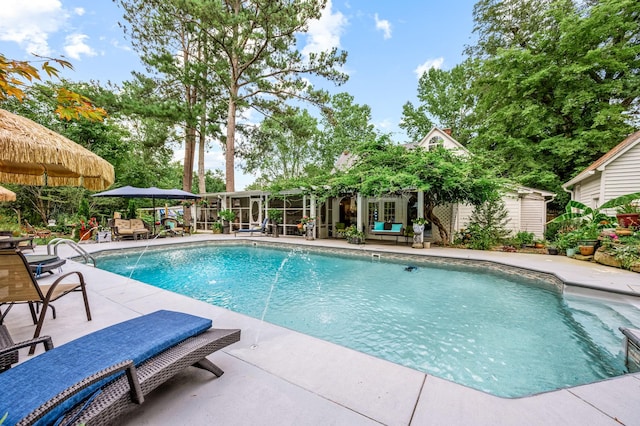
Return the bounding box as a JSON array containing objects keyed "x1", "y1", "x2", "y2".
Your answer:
[{"x1": 250, "y1": 197, "x2": 262, "y2": 224}]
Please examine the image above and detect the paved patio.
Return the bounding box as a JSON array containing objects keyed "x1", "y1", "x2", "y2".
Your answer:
[{"x1": 5, "y1": 234, "x2": 640, "y2": 425}]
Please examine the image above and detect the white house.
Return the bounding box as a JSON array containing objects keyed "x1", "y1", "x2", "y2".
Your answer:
[
  {"x1": 563, "y1": 130, "x2": 640, "y2": 209},
  {"x1": 414, "y1": 128, "x2": 555, "y2": 241},
  {"x1": 196, "y1": 127, "x2": 555, "y2": 241}
]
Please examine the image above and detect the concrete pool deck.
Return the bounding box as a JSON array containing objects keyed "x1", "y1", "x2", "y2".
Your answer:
[{"x1": 5, "y1": 234, "x2": 640, "y2": 425}]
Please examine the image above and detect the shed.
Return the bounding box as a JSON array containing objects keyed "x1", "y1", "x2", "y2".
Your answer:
[{"x1": 563, "y1": 130, "x2": 640, "y2": 209}]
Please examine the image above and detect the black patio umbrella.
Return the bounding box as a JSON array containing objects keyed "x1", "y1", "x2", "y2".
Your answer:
[{"x1": 92, "y1": 186, "x2": 200, "y2": 233}]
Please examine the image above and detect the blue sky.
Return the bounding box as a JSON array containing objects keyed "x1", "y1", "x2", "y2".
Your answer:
[{"x1": 0, "y1": 0, "x2": 477, "y2": 189}]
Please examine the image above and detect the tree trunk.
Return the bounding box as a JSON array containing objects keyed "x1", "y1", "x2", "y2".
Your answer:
[
  {"x1": 425, "y1": 203, "x2": 449, "y2": 244},
  {"x1": 183, "y1": 124, "x2": 196, "y2": 225},
  {"x1": 225, "y1": 96, "x2": 236, "y2": 192},
  {"x1": 198, "y1": 108, "x2": 206, "y2": 194}
]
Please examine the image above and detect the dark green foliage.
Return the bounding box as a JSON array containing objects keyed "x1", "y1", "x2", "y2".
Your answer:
[
  {"x1": 466, "y1": 197, "x2": 512, "y2": 250},
  {"x1": 127, "y1": 200, "x2": 137, "y2": 219},
  {"x1": 78, "y1": 198, "x2": 90, "y2": 221}
]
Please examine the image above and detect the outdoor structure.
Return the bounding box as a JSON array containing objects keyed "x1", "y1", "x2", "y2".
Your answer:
[
  {"x1": 196, "y1": 190, "x2": 319, "y2": 237},
  {"x1": 563, "y1": 130, "x2": 640, "y2": 209},
  {"x1": 194, "y1": 128, "x2": 555, "y2": 242},
  {"x1": 331, "y1": 128, "x2": 555, "y2": 242}
]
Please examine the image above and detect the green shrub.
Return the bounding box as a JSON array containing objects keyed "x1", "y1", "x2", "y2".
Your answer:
[
  {"x1": 465, "y1": 198, "x2": 512, "y2": 250},
  {"x1": 514, "y1": 231, "x2": 535, "y2": 246}
]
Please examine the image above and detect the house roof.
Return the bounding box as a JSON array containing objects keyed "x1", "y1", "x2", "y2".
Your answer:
[
  {"x1": 513, "y1": 185, "x2": 556, "y2": 198},
  {"x1": 416, "y1": 128, "x2": 470, "y2": 155},
  {"x1": 563, "y1": 130, "x2": 640, "y2": 188}
]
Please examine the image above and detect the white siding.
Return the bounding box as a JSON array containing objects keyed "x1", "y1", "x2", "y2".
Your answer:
[
  {"x1": 575, "y1": 175, "x2": 601, "y2": 208},
  {"x1": 502, "y1": 193, "x2": 521, "y2": 236},
  {"x1": 602, "y1": 142, "x2": 640, "y2": 201},
  {"x1": 454, "y1": 192, "x2": 521, "y2": 237},
  {"x1": 455, "y1": 203, "x2": 475, "y2": 230},
  {"x1": 521, "y1": 195, "x2": 545, "y2": 239}
]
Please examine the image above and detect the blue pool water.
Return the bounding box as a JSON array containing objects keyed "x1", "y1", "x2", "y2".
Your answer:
[{"x1": 96, "y1": 244, "x2": 640, "y2": 397}]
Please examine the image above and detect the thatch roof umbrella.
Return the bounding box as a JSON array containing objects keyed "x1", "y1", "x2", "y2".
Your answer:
[
  {"x1": 0, "y1": 185, "x2": 16, "y2": 202},
  {"x1": 0, "y1": 108, "x2": 115, "y2": 190}
]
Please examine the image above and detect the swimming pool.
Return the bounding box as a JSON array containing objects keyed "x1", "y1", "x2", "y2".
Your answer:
[{"x1": 96, "y1": 243, "x2": 640, "y2": 397}]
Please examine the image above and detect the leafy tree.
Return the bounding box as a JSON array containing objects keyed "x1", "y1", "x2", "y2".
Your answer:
[
  {"x1": 185, "y1": 0, "x2": 348, "y2": 191},
  {"x1": 240, "y1": 106, "x2": 320, "y2": 183},
  {"x1": 315, "y1": 92, "x2": 379, "y2": 170},
  {"x1": 117, "y1": 0, "x2": 227, "y2": 226},
  {"x1": 466, "y1": 0, "x2": 639, "y2": 193},
  {"x1": 0, "y1": 53, "x2": 106, "y2": 121},
  {"x1": 401, "y1": 63, "x2": 473, "y2": 143}
]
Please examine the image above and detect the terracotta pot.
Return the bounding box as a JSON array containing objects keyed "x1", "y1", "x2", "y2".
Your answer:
[
  {"x1": 616, "y1": 213, "x2": 640, "y2": 228},
  {"x1": 579, "y1": 245, "x2": 595, "y2": 256}
]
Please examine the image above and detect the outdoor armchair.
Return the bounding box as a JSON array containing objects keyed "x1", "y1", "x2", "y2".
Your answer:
[{"x1": 0, "y1": 249, "x2": 91, "y2": 354}]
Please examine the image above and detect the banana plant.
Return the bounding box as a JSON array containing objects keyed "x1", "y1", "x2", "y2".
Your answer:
[{"x1": 551, "y1": 192, "x2": 640, "y2": 229}]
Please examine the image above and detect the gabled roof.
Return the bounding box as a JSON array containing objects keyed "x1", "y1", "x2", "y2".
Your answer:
[
  {"x1": 416, "y1": 128, "x2": 470, "y2": 155},
  {"x1": 563, "y1": 130, "x2": 640, "y2": 188}
]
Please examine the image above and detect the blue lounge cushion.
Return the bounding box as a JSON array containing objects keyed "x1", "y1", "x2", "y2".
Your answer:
[
  {"x1": 373, "y1": 221, "x2": 384, "y2": 231},
  {"x1": 0, "y1": 310, "x2": 212, "y2": 426},
  {"x1": 391, "y1": 223, "x2": 403, "y2": 232}
]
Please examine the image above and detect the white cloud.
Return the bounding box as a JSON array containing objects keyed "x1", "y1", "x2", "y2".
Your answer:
[
  {"x1": 64, "y1": 33, "x2": 97, "y2": 60},
  {"x1": 302, "y1": 0, "x2": 347, "y2": 57},
  {"x1": 111, "y1": 39, "x2": 132, "y2": 52},
  {"x1": 414, "y1": 57, "x2": 444, "y2": 79},
  {"x1": 74, "y1": 7, "x2": 85, "y2": 16},
  {"x1": 374, "y1": 13, "x2": 391, "y2": 39},
  {"x1": 0, "y1": 0, "x2": 67, "y2": 56},
  {"x1": 375, "y1": 118, "x2": 393, "y2": 130}
]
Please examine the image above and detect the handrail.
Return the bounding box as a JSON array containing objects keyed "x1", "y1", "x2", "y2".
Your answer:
[{"x1": 47, "y1": 238, "x2": 97, "y2": 267}]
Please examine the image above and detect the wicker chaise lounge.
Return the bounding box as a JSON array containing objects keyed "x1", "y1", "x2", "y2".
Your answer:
[{"x1": 0, "y1": 310, "x2": 241, "y2": 426}]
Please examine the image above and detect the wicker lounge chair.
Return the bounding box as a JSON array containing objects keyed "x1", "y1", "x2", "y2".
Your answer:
[
  {"x1": 0, "y1": 249, "x2": 91, "y2": 353},
  {"x1": 234, "y1": 217, "x2": 269, "y2": 237},
  {"x1": 0, "y1": 310, "x2": 241, "y2": 425}
]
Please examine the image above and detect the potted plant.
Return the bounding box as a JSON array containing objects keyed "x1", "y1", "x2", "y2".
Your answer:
[
  {"x1": 575, "y1": 223, "x2": 601, "y2": 247},
  {"x1": 412, "y1": 218, "x2": 428, "y2": 248},
  {"x1": 547, "y1": 244, "x2": 559, "y2": 255},
  {"x1": 344, "y1": 225, "x2": 365, "y2": 244},
  {"x1": 534, "y1": 239, "x2": 545, "y2": 249},
  {"x1": 555, "y1": 232, "x2": 578, "y2": 256},
  {"x1": 212, "y1": 221, "x2": 223, "y2": 234},
  {"x1": 219, "y1": 209, "x2": 236, "y2": 234},
  {"x1": 615, "y1": 202, "x2": 640, "y2": 228},
  {"x1": 267, "y1": 209, "x2": 283, "y2": 237},
  {"x1": 300, "y1": 216, "x2": 316, "y2": 240}
]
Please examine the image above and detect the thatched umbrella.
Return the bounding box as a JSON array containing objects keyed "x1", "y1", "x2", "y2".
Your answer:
[
  {"x1": 0, "y1": 108, "x2": 114, "y2": 190},
  {"x1": 0, "y1": 185, "x2": 16, "y2": 202}
]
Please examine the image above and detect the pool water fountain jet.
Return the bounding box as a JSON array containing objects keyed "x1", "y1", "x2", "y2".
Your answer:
[
  {"x1": 120, "y1": 229, "x2": 171, "y2": 291},
  {"x1": 251, "y1": 247, "x2": 317, "y2": 349}
]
